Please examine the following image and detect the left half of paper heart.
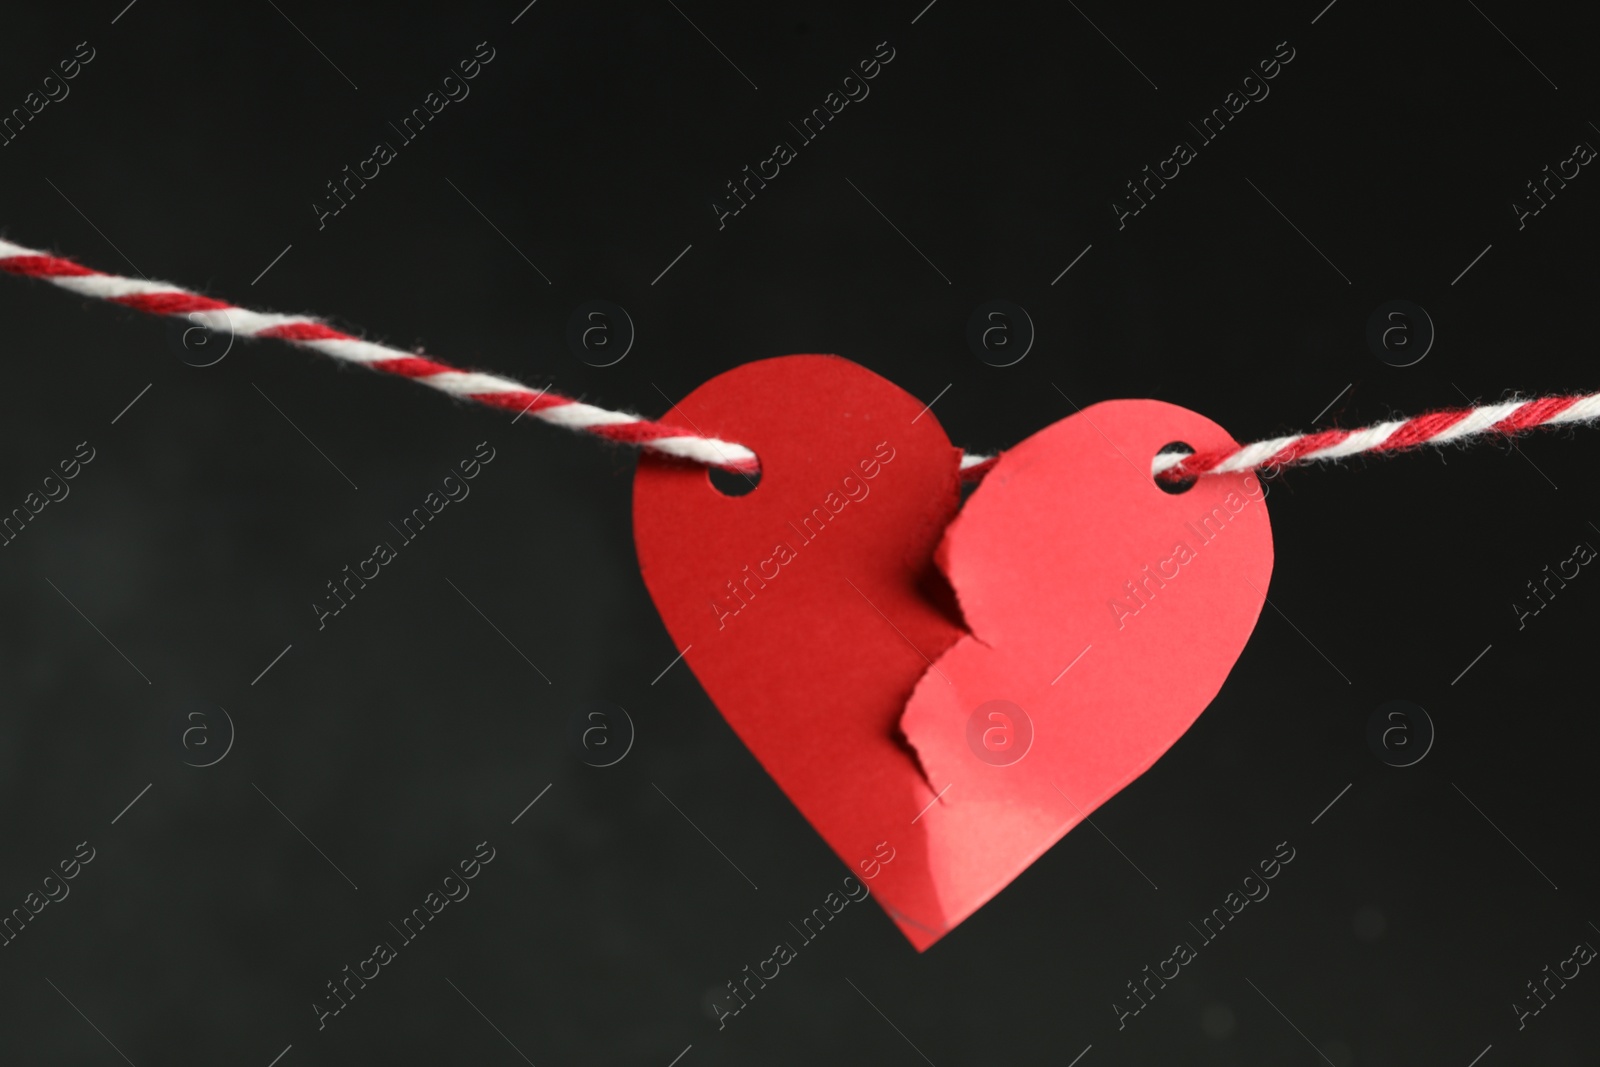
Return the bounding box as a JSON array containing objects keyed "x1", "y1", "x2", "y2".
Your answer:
[{"x1": 633, "y1": 354, "x2": 971, "y2": 950}]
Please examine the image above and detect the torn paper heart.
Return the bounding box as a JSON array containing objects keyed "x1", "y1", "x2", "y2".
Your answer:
[
  {"x1": 898, "y1": 398, "x2": 1274, "y2": 940},
  {"x1": 633, "y1": 356, "x2": 1272, "y2": 950}
]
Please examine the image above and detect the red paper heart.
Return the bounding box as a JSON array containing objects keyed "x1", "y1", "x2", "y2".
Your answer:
[{"x1": 634, "y1": 355, "x2": 1272, "y2": 950}]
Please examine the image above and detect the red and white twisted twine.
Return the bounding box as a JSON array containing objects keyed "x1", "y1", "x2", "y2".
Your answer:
[
  {"x1": 3, "y1": 235, "x2": 1597, "y2": 483},
  {"x1": 1152, "y1": 393, "x2": 1600, "y2": 481},
  {"x1": 0, "y1": 236, "x2": 767, "y2": 476}
]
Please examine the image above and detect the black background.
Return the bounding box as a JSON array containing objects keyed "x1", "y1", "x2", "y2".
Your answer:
[{"x1": 2, "y1": 1, "x2": 1597, "y2": 1064}]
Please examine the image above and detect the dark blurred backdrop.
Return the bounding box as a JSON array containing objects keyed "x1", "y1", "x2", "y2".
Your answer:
[{"x1": 1, "y1": 1, "x2": 1597, "y2": 1063}]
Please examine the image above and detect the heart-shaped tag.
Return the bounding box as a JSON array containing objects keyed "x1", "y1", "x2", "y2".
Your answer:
[{"x1": 634, "y1": 355, "x2": 1272, "y2": 950}]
